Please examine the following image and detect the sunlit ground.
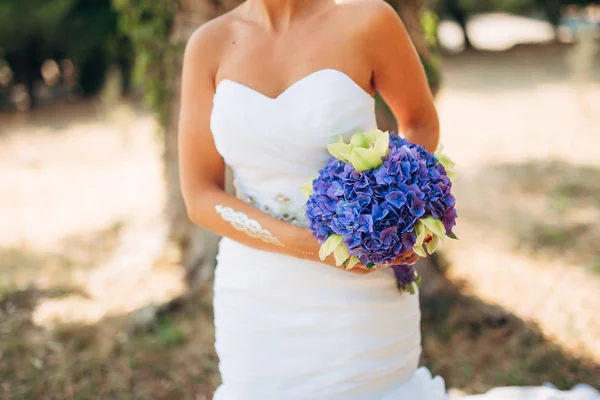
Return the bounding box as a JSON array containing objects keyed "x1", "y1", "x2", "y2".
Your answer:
[
  {"x1": 438, "y1": 41, "x2": 600, "y2": 361},
  {"x1": 0, "y1": 99, "x2": 185, "y2": 326},
  {"x1": 1, "y1": 13, "x2": 599, "y2": 399}
]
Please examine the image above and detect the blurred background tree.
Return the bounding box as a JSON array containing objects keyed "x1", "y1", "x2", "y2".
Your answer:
[
  {"x1": 0, "y1": 0, "x2": 130, "y2": 109},
  {"x1": 428, "y1": 0, "x2": 598, "y2": 49}
]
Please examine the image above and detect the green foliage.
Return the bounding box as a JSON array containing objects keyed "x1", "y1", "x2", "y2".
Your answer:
[
  {"x1": 56, "y1": 1, "x2": 120, "y2": 59},
  {"x1": 112, "y1": 0, "x2": 178, "y2": 128},
  {"x1": 427, "y1": 0, "x2": 539, "y2": 16},
  {"x1": 420, "y1": 10, "x2": 440, "y2": 49},
  {"x1": 0, "y1": 0, "x2": 118, "y2": 58},
  {"x1": 419, "y1": 10, "x2": 443, "y2": 94},
  {"x1": 0, "y1": 0, "x2": 125, "y2": 100},
  {"x1": 0, "y1": 0, "x2": 74, "y2": 54}
]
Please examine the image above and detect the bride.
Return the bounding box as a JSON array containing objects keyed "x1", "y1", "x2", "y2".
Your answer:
[{"x1": 177, "y1": 0, "x2": 600, "y2": 398}]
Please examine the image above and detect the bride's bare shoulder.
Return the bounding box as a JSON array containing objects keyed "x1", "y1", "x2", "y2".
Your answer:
[
  {"x1": 335, "y1": 0, "x2": 396, "y2": 18},
  {"x1": 333, "y1": 0, "x2": 401, "y2": 33},
  {"x1": 183, "y1": 9, "x2": 243, "y2": 73}
]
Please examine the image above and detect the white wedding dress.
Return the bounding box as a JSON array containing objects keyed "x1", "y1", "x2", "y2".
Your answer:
[{"x1": 209, "y1": 69, "x2": 599, "y2": 400}]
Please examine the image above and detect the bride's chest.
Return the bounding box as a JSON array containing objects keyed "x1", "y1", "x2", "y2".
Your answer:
[
  {"x1": 209, "y1": 70, "x2": 377, "y2": 167},
  {"x1": 210, "y1": 69, "x2": 376, "y2": 146}
]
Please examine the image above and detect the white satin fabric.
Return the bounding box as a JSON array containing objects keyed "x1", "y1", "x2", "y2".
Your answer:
[{"x1": 209, "y1": 69, "x2": 599, "y2": 400}]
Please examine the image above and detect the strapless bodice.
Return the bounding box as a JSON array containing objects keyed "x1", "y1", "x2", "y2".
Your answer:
[{"x1": 210, "y1": 69, "x2": 376, "y2": 224}]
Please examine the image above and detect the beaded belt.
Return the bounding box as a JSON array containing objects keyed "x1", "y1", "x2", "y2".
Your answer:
[{"x1": 236, "y1": 190, "x2": 308, "y2": 227}]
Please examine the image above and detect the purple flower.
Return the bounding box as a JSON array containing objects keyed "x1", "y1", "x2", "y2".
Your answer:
[{"x1": 392, "y1": 265, "x2": 417, "y2": 285}]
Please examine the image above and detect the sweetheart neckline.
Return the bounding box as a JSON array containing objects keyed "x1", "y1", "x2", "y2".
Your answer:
[{"x1": 214, "y1": 68, "x2": 374, "y2": 101}]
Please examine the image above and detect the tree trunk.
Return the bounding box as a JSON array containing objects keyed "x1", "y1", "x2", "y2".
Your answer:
[
  {"x1": 164, "y1": 0, "x2": 239, "y2": 288},
  {"x1": 447, "y1": 0, "x2": 472, "y2": 49}
]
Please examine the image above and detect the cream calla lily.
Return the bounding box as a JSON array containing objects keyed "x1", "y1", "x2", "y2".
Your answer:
[
  {"x1": 413, "y1": 244, "x2": 427, "y2": 258},
  {"x1": 420, "y1": 216, "x2": 446, "y2": 238},
  {"x1": 328, "y1": 130, "x2": 390, "y2": 172},
  {"x1": 327, "y1": 137, "x2": 353, "y2": 162},
  {"x1": 424, "y1": 235, "x2": 440, "y2": 254},
  {"x1": 344, "y1": 256, "x2": 361, "y2": 270},
  {"x1": 413, "y1": 217, "x2": 446, "y2": 257},
  {"x1": 319, "y1": 234, "x2": 361, "y2": 268},
  {"x1": 319, "y1": 234, "x2": 344, "y2": 261},
  {"x1": 350, "y1": 147, "x2": 384, "y2": 172},
  {"x1": 333, "y1": 243, "x2": 350, "y2": 266},
  {"x1": 350, "y1": 131, "x2": 375, "y2": 148}
]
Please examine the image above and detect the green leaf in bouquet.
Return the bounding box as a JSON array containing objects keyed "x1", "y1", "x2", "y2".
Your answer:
[
  {"x1": 447, "y1": 231, "x2": 459, "y2": 240},
  {"x1": 434, "y1": 144, "x2": 457, "y2": 178},
  {"x1": 408, "y1": 283, "x2": 415, "y2": 295},
  {"x1": 414, "y1": 274, "x2": 422, "y2": 287}
]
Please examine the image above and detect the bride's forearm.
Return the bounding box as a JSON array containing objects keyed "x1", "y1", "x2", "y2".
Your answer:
[
  {"x1": 185, "y1": 187, "x2": 319, "y2": 260},
  {"x1": 403, "y1": 120, "x2": 439, "y2": 153}
]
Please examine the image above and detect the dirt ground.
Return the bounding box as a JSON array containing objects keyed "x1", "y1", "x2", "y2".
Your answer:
[{"x1": 1, "y1": 43, "x2": 599, "y2": 398}]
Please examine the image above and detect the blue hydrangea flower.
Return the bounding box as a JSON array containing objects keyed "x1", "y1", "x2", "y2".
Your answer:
[{"x1": 305, "y1": 134, "x2": 458, "y2": 289}]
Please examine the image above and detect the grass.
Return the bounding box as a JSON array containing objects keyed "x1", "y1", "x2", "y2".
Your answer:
[
  {"x1": 1, "y1": 282, "x2": 598, "y2": 399},
  {"x1": 459, "y1": 160, "x2": 600, "y2": 274},
  {"x1": 0, "y1": 288, "x2": 219, "y2": 400},
  {"x1": 420, "y1": 284, "x2": 600, "y2": 394}
]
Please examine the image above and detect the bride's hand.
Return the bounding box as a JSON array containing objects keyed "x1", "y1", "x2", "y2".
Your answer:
[
  {"x1": 375, "y1": 250, "x2": 420, "y2": 270},
  {"x1": 325, "y1": 258, "x2": 371, "y2": 275},
  {"x1": 295, "y1": 228, "x2": 418, "y2": 274},
  {"x1": 328, "y1": 250, "x2": 420, "y2": 275},
  {"x1": 295, "y1": 228, "x2": 370, "y2": 275}
]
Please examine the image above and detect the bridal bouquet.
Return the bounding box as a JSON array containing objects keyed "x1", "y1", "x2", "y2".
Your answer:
[{"x1": 302, "y1": 130, "x2": 457, "y2": 293}]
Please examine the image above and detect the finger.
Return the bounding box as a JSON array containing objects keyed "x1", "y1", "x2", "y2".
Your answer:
[
  {"x1": 403, "y1": 253, "x2": 420, "y2": 265},
  {"x1": 346, "y1": 267, "x2": 369, "y2": 275},
  {"x1": 332, "y1": 264, "x2": 369, "y2": 274}
]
